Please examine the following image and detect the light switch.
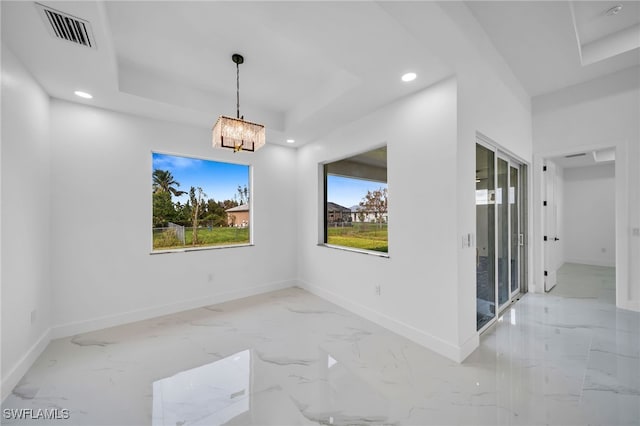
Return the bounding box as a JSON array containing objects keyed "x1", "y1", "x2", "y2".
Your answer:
[{"x1": 462, "y1": 233, "x2": 474, "y2": 248}]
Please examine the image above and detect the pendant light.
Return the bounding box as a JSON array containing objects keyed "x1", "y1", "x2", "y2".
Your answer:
[{"x1": 212, "y1": 53, "x2": 265, "y2": 152}]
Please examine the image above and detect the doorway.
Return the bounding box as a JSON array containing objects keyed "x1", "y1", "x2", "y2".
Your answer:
[
  {"x1": 542, "y1": 149, "x2": 616, "y2": 299},
  {"x1": 543, "y1": 161, "x2": 561, "y2": 292},
  {"x1": 476, "y1": 138, "x2": 527, "y2": 332}
]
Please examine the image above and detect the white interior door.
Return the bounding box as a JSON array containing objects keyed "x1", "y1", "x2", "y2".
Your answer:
[{"x1": 544, "y1": 162, "x2": 559, "y2": 291}]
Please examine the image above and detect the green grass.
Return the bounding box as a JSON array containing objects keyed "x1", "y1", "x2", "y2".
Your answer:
[
  {"x1": 153, "y1": 223, "x2": 387, "y2": 252},
  {"x1": 153, "y1": 227, "x2": 249, "y2": 250},
  {"x1": 327, "y1": 223, "x2": 388, "y2": 253}
]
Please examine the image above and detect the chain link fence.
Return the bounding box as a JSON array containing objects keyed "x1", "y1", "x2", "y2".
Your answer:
[{"x1": 153, "y1": 222, "x2": 185, "y2": 248}]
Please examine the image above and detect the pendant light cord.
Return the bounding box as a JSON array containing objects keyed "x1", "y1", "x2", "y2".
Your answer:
[{"x1": 236, "y1": 62, "x2": 240, "y2": 119}]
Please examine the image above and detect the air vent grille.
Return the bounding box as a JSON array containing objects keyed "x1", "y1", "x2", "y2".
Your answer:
[
  {"x1": 565, "y1": 153, "x2": 586, "y2": 158},
  {"x1": 37, "y1": 3, "x2": 95, "y2": 49}
]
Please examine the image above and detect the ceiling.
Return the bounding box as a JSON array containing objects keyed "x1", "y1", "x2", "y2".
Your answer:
[
  {"x1": 2, "y1": 1, "x2": 639, "y2": 148},
  {"x1": 549, "y1": 147, "x2": 616, "y2": 169},
  {"x1": 467, "y1": 1, "x2": 640, "y2": 97}
]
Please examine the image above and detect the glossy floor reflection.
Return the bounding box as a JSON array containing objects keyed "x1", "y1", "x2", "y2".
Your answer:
[{"x1": 3, "y1": 264, "x2": 639, "y2": 425}]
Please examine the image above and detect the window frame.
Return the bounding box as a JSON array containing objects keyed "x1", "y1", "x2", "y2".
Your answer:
[
  {"x1": 150, "y1": 150, "x2": 253, "y2": 254},
  {"x1": 320, "y1": 145, "x2": 389, "y2": 258}
]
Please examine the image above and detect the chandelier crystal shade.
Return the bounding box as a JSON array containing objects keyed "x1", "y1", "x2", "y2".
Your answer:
[
  {"x1": 212, "y1": 116, "x2": 265, "y2": 152},
  {"x1": 212, "y1": 54, "x2": 266, "y2": 152}
]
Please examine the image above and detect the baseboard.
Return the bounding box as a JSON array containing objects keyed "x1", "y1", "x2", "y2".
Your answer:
[
  {"x1": 298, "y1": 280, "x2": 475, "y2": 363},
  {"x1": 52, "y1": 279, "x2": 296, "y2": 339},
  {"x1": 617, "y1": 299, "x2": 640, "y2": 312},
  {"x1": 458, "y1": 333, "x2": 480, "y2": 362},
  {"x1": 1, "y1": 328, "x2": 51, "y2": 402},
  {"x1": 564, "y1": 258, "x2": 616, "y2": 268}
]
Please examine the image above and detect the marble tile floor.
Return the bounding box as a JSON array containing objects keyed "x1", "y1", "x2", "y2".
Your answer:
[
  {"x1": 2, "y1": 264, "x2": 639, "y2": 425},
  {"x1": 550, "y1": 262, "x2": 616, "y2": 303}
]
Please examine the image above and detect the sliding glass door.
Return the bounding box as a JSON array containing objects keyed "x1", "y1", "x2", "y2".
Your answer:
[
  {"x1": 476, "y1": 145, "x2": 496, "y2": 330},
  {"x1": 476, "y1": 141, "x2": 525, "y2": 331},
  {"x1": 497, "y1": 157, "x2": 510, "y2": 308},
  {"x1": 510, "y1": 165, "x2": 520, "y2": 298}
]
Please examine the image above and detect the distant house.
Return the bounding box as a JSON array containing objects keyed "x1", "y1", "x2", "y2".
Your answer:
[
  {"x1": 350, "y1": 205, "x2": 388, "y2": 223},
  {"x1": 226, "y1": 204, "x2": 249, "y2": 227},
  {"x1": 326, "y1": 202, "x2": 351, "y2": 225}
]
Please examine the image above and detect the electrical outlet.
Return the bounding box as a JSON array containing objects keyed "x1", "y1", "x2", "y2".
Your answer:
[
  {"x1": 30, "y1": 310, "x2": 37, "y2": 325},
  {"x1": 208, "y1": 273, "x2": 214, "y2": 282},
  {"x1": 375, "y1": 285, "x2": 381, "y2": 296},
  {"x1": 633, "y1": 228, "x2": 640, "y2": 237}
]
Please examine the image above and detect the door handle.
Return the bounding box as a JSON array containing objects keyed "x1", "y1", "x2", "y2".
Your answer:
[{"x1": 554, "y1": 237, "x2": 560, "y2": 241}]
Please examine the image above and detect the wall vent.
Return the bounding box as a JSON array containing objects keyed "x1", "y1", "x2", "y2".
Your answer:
[
  {"x1": 564, "y1": 152, "x2": 586, "y2": 158},
  {"x1": 36, "y1": 3, "x2": 96, "y2": 49}
]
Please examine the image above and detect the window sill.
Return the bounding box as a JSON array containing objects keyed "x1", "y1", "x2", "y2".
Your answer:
[
  {"x1": 151, "y1": 243, "x2": 253, "y2": 255},
  {"x1": 319, "y1": 243, "x2": 389, "y2": 258}
]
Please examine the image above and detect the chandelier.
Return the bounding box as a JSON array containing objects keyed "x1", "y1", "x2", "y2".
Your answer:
[{"x1": 212, "y1": 54, "x2": 266, "y2": 152}]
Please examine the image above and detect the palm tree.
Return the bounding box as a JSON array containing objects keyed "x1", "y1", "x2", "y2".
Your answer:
[{"x1": 152, "y1": 169, "x2": 186, "y2": 197}]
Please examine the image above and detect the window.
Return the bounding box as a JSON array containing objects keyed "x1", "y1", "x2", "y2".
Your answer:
[
  {"x1": 152, "y1": 153, "x2": 250, "y2": 251},
  {"x1": 323, "y1": 146, "x2": 388, "y2": 254}
]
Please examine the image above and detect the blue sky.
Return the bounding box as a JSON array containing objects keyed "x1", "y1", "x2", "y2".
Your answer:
[
  {"x1": 152, "y1": 153, "x2": 248, "y2": 205},
  {"x1": 327, "y1": 175, "x2": 387, "y2": 208}
]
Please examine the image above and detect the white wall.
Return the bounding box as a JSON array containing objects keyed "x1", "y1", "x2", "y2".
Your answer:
[
  {"x1": 295, "y1": 2, "x2": 533, "y2": 362},
  {"x1": 563, "y1": 164, "x2": 616, "y2": 267},
  {"x1": 456, "y1": 67, "x2": 532, "y2": 353},
  {"x1": 49, "y1": 100, "x2": 298, "y2": 335},
  {"x1": 441, "y1": 3, "x2": 532, "y2": 354},
  {"x1": 1, "y1": 45, "x2": 52, "y2": 398},
  {"x1": 297, "y1": 78, "x2": 462, "y2": 360},
  {"x1": 533, "y1": 66, "x2": 640, "y2": 311}
]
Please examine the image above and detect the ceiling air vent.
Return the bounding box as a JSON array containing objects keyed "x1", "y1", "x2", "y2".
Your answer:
[{"x1": 36, "y1": 3, "x2": 96, "y2": 49}]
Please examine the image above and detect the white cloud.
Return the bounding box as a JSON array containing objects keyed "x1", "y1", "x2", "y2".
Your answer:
[{"x1": 153, "y1": 154, "x2": 203, "y2": 170}]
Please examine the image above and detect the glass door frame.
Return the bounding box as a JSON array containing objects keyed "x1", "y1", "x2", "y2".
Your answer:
[
  {"x1": 476, "y1": 135, "x2": 527, "y2": 334},
  {"x1": 509, "y1": 164, "x2": 521, "y2": 301},
  {"x1": 496, "y1": 153, "x2": 511, "y2": 312}
]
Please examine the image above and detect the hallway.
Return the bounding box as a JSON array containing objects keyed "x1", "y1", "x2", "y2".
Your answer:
[{"x1": 473, "y1": 262, "x2": 638, "y2": 425}]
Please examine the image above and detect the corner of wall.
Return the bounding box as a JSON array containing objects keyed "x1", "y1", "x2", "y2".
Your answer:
[
  {"x1": 1, "y1": 329, "x2": 51, "y2": 402},
  {"x1": 299, "y1": 280, "x2": 473, "y2": 363},
  {"x1": 1, "y1": 43, "x2": 53, "y2": 399}
]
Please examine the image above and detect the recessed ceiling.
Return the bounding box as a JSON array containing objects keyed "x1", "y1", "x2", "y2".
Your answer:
[
  {"x1": 2, "y1": 1, "x2": 638, "y2": 147},
  {"x1": 571, "y1": 1, "x2": 640, "y2": 65},
  {"x1": 0, "y1": 1, "x2": 452, "y2": 148},
  {"x1": 467, "y1": 1, "x2": 640, "y2": 97},
  {"x1": 571, "y1": 1, "x2": 639, "y2": 45},
  {"x1": 106, "y1": 2, "x2": 336, "y2": 113}
]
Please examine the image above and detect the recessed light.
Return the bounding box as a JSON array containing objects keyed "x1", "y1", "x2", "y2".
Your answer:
[
  {"x1": 286, "y1": 139, "x2": 295, "y2": 144},
  {"x1": 606, "y1": 4, "x2": 623, "y2": 15},
  {"x1": 401, "y1": 72, "x2": 417, "y2": 82},
  {"x1": 74, "y1": 91, "x2": 93, "y2": 99}
]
